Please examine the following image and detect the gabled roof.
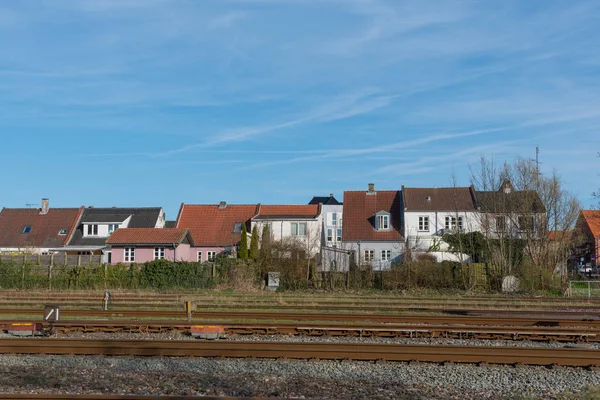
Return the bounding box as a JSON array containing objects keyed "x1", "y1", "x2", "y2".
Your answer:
[
  {"x1": 67, "y1": 207, "x2": 164, "y2": 247},
  {"x1": 253, "y1": 204, "x2": 321, "y2": 220},
  {"x1": 176, "y1": 203, "x2": 260, "y2": 247},
  {"x1": 342, "y1": 189, "x2": 402, "y2": 241},
  {"x1": 581, "y1": 210, "x2": 600, "y2": 238},
  {"x1": 476, "y1": 180, "x2": 546, "y2": 214},
  {"x1": 0, "y1": 206, "x2": 84, "y2": 249},
  {"x1": 106, "y1": 228, "x2": 193, "y2": 246},
  {"x1": 308, "y1": 195, "x2": 342, "y2": 205},
  {"x1": 402, "y1": 186, "x2": 478, "y2": 212}
]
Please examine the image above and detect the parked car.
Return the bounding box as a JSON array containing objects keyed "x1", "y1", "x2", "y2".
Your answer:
[{"x1": 578, "y1": 264, "x2": 593, "y2": 274}]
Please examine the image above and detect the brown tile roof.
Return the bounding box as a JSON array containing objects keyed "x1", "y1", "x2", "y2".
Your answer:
[
  {"x1": 581, "y1": 210, "x2": 600, "y2": 238},
  {"x1": 342, "y1": 190, "x2": 402, "y2": 241},
  {"x1": 0, "y1": 206, "x2": 84, "y2": 249},
  {"x1": 475, "y1": 180, "x2": 546, "y2": 213},
  {"x1": 176, "y1": 204, "x2": 260, "y2": 247},
  {"x1": 106, "y1": 228, "x2": 192, "y2": 245},
  {"x1": 254, "y1": 204, "x2": 321, "y2": 219},
  {"x1": 402, "y1": 186, "x2": 478, "y2": 211}
]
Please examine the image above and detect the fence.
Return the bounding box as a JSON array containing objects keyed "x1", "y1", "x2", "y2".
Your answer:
[
  {"x1": 0, "y1": 254, "x2": 103, "y2": 267},
  {"x1": 567, "y1": 281, "x2": 600, "y2": 297}
]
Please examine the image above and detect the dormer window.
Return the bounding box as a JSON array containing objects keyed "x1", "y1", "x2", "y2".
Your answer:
[
  {"x1": 86, "y1": 224, "x2": 98, "y2": 236},
  {"x1": 108, "y1": 224, "x2": 119, "y2": 234},
  {"x1": 58, "y1": 228, "x2": 68, "y2": 235},
  {"x1": 233, "y1": 222, "x2": 243, "y2": 233},
  {"x1": 22, "y1": 226, "x2": 32, "y2": 234},
  {"x1": 375, "y1": 211, "x2": 390, "y2": 231}
]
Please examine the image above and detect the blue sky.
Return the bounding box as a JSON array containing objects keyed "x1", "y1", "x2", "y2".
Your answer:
[{"x1": 1, "y1": 0, "x2": 599, "y2": 219}]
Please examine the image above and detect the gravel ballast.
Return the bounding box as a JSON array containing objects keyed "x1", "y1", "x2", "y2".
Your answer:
[{"x1": 0, "y1": 354, "x2": 598, "y2": 399}]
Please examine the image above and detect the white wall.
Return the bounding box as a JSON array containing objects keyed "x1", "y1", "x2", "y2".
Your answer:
[
  {"x1": 252, "y1": 216, "x2": 322, "y2": 256},
  {"x1": 322, "y1": 204, "x2": 343, "y2": 247},
  {"x1": 403, "y1": 210, "x2": 481, "y2": 252},
  {"x1": 343, "y1": 241, "x2": 405, "y2": 271}
]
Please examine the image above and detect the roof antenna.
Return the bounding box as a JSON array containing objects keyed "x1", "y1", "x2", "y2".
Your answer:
[{"x1": 25, "y1": 203, "x2": 36, "y2": 208}]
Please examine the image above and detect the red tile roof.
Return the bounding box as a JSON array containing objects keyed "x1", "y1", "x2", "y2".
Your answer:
[
  {"x1": 176, "y1": 204, "x2": 260, "y2": 246},
  {"x1": 342, "y1": 190, "x2": 403, "y2": 241},
  {"x1": 106, "y1": 228, "x2": 192, "y2": 245},
  {"x1": 254, "y1": 204, "x2": 321, "y2": 219},
  {"x1": 402, "y1": 186, "x2": 478, "y2": 211},
  {"x1": 581, "y1": 210, "x2": 600, "y2": 238},
  {"x1": 0, "y1": 207, "x2": 84, "y2": 249}
]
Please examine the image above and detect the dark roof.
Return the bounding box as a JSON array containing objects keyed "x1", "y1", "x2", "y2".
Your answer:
[
  {"x1": 0, "y1": 207, "x2": 84, "y2": 249},
  {"x1": 253, "y1": 204, "x2": 321, "y2": 220},
  {"x1": 67, "y1": 207, "x2": 163, "y2": 247},
  {"x1": 165, "y1": 220, "x2": 177, "y2": 228},
  {"x1": 176, "y1": 204, "x2": 260, "y2": 247},
  {"x1": 106, "y1": 228, "x2": 193, "y2": 246},
  {"x1": 308, "y1": 195, "x2": 342, "y2": 205},
  {"x1": 342, "y1": 190, "x2": 403, "y2": 241},
  {"x1": 402, "y1": 186, "x2": 478, "y2": 211},
  {"x1": 475, "y1": 181, "x2": 545, "y2": 214}
]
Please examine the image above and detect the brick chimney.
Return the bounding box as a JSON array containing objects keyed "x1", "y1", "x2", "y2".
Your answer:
[
  {"x1": 40, "y1": 198, "x2": 49, "y2": 215},
  {"x1": 367, "y1": 183, "x2": 375, "y2": 194}
]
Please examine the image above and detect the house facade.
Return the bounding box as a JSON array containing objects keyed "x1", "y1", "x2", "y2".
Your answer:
[
  {"x1": 574, "y1": 210, "x2": 600, "y2": 267},
  {"x1": 0, "y1": 199, "x2": 84, "y2": 255},
  {"x1": 401, "y1": 186, "x2": 480, "y2": 261},
  {"x1": 176, "y1": 202, "x2": 260, "y2": 262},
  {"x1": 63, "y1": 207, "x2": 166, "y2": 263},
  {"x1": 309, "y1": 194, "x2": 347, "y2": 271},
  {"x1": 341, "y1": 184, "x2": 404, "y2": 270},
  {"x1": 106, "y1": 228, "x2": 194, "y2": 264},
  {"x1": 251, "y1": 204, "x2": 322, "y2": 257},
  {"x1": 476, "y1": 180, "x2": 546, "y2": 240}
]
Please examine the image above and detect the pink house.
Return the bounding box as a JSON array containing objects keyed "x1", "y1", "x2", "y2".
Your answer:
[
  {"x1": 106, "y1": 228, "x2": 195, "y2": 264},
  {"x1": 175, "y1": 202, "x2": 260, "y2": 261}
]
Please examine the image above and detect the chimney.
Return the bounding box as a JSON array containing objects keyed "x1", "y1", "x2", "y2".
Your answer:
[
  {"x1": 330, "y1": 193, "x2": 334, "y2": 198},
  {"x1": 218, "y1": 201, "x2": 227, "y2": 209},
  {"x1": 40, "y1": 198, "x2": 49, "y2": 215},
  {"x1": 367, "y1": 183, "x2": 375, "y2": 193},
  {"x1": 426, "y1": 196, "x2": 431, "y2": 201}
]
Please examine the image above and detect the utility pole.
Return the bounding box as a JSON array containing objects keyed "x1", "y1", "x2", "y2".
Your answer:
[{"x1": 535, "y1": 146, "x2": 540, "y2": 187}]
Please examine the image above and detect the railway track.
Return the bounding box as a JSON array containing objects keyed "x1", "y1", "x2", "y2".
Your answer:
[
  {"x1": 1, "y1": 308, "x2": 599, "y2": 326},
  {"x1": 0, "y1": 396, "x2": 271, "y2": 400},
  {"x1": 16, "y1": 319, "x2": 600, "y2": 342},
  {"x1": 0, "y1": 338, "x2": 598, "y2": 367}
]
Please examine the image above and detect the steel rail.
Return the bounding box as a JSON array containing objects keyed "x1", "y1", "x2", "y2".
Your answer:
[
  {"x1": 1, "y1": 308, "x2": 600, "y2": 326},
  {"x1": 1, "y1": 300, "x2": 599, "y2": 313},
  {"x1": 28, "y1": 319, "x2": 600, "y2": 342},
  {"x1": 0, "y1": 395, "x2": 273, "y2": 400},
  {"x1": 0, "y1": 338, "x2": 598, "y2": 367}
]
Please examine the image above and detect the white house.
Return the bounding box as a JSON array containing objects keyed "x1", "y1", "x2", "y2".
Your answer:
[
  {"x1": 401, "y1": 186, "x2": 481, "y2": 262},
  {"x1": 309, "y1": 194, "x2": 346, "y2": 271}
]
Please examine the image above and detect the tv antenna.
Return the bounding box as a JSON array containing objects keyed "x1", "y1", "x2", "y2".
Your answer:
[{"x1": 25, "y1": 203, "x2": 37, "y2": 208}]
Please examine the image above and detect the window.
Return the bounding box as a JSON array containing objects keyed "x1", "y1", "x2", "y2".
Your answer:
[
  {"x1": 458, "y1": 216, "x2": 463, "y2": 231},
  {"x1": 108, "y1": 224, "x2": 119, "y2": 234},
  {"x1": 331, "y1": 213, "x2": 338, "y2": 226},
  {"x1": 154, "y1": 247, "x2": 165, "y2": 260},
  {"x1": 364, "y1": 250, "x2": 374, "y2": 262},
  {"x1": 377, "y1": 214, "x2": 389, "y2": 230},
  {"x1": 22, "y1": 226, "x2": 32, "y2": 234},
  {"x1": 336, "y1": 228, "x2": 342, "y2": 242},
  {"x1": 197, "y1": 251, "x2": 202, "y2": 262},
  {"x1": 496, "y1": 216, "x2": 506, "y2": 232},
  {"x1": 381, "y1": 249, "x2": 391, "y2": 261},
  {"x1": 518, "y1": 216, "x2": 535, "y2": 232},
  {"x1": 58, "y1": 228, "x2": 68, "y2": 235},
  {"x1": 418, "y1": 216, "x2": 429, "y2": 232},
  {"x1": 124, "y1": 247, "x2": 135, "y2": 262},
  {"x1": 233, "y1": 222, "x2": 242, "y2": 233},
  {"x1": 327, "y1": 228, "x2": 333, "y2": 242},
  {"x1": 445, "y1": 216, "x2": 463, "y2": 231},
  {"x1": 86, "y1": 224, "x2": 98, "y2": 236},
  {"x1": 291, "y1": 222, "x2": 307, "y2": 236},
  {"x1": 207, "y1": 251, "x2": 217, "y2": 262}
]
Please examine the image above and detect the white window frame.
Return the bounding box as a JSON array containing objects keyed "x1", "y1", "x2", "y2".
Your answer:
[
  {"x1": 377, "y1": 214, "x2": 389, "y2": 230},
  {"x1": 108, "y1": 224, "x2": 119, "y2": 234},
  {"x1": 124, "y1": 247, "x2": 135, "y2": 263},
  {"x1": 86, "y1": 224, "x2": 98, "y2": 236},
  {"x1": 197, "y1": 251, "x2": 202, "y2": 262},
  {"x1": 154, "y1": 247, "x2": 165, "y2": 260},
  {"x1": 291, "y1": 222, "x2": 307, "y2": 236},
  {"x1": 327, "y1": 228, "x2": 333, "y2": 242},
  {"x1": 496, "y1": 216, "x2": 506, "y2": 232},
  {"x1": 207, "y1": 251, "x2": 217, "y2": 262},
  {"x1": 381, "y1": 249, "x2": 391, "y2": 261},
  {"x1": 458, "y1": 216, "x2": 463, "y2": 231},
  {"x1": 418, "y1": 216, "x2": 429, "y2": 232},
  {"x1": 331, "y1": 212, "x2": 337, "y2": 226},
  {"x1": 336, "y1": 228, "x2": 342, "y2": 242},
  {"x1": 364, "y1": 249, "x2": 374, "y2": 262}
]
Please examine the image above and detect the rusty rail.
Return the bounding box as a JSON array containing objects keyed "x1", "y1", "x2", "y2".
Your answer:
[
  {"x1": 0, "y1": 338, "x2": 598, "y2": 367},
  {"x1": 0, "y1": 395, "x2": 272, "y2": 400}
]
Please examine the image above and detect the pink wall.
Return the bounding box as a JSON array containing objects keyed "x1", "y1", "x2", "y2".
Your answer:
[
  {"x1": 110, "y1": 243, "x2": 193, "y2": 264},
  {"x1": 190, "y1": 246, "x2": 226, "y2": 262}
]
